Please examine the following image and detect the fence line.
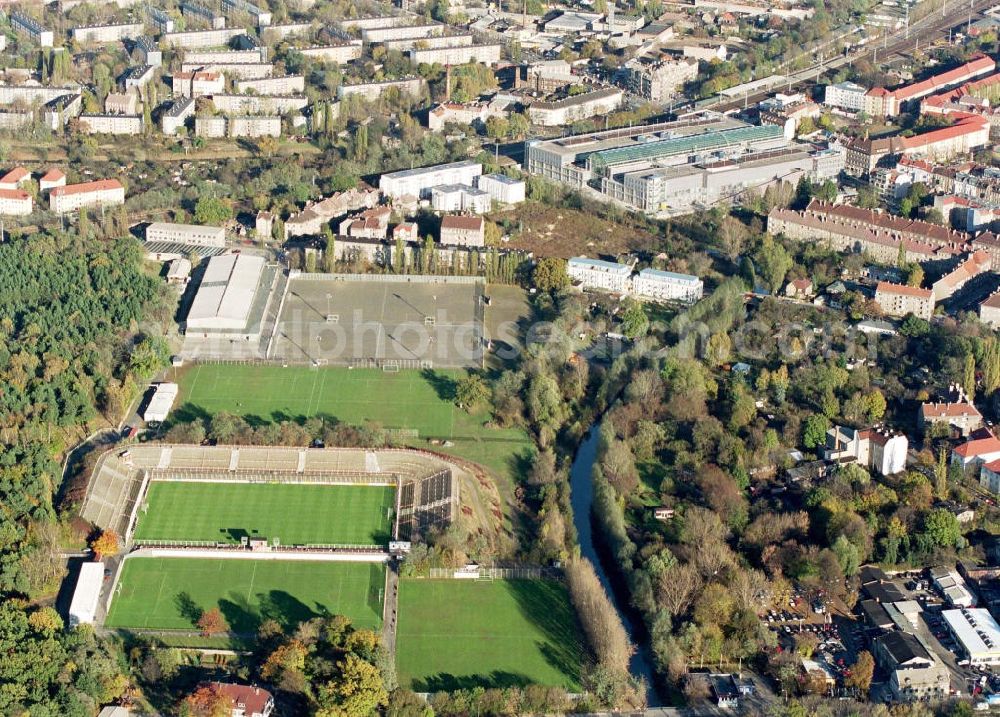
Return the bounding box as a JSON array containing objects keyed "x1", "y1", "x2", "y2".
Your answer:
[
  {"x1": 148, "y1": 468, "x2": 399, "y2": 486},
  {"x1": 131, "y1": 540, "x2": 385, "y2": 552},
  {"x1": 291, "y1": 272, "x2": 484, "y2": 285},
  {"x1": 426, "y1": 566, "x2": 560, "y2": 580}
]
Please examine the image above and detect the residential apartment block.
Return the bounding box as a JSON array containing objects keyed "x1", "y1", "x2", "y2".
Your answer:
[
  {"x1": 71, "y1": 22, "x2": 144, "y2": 44},
  {"x1": 49, "y1": 179, "x2": 125, "y2": 213},
  {"x1": 919, "y1": 401, "x2": 983, "y2": 437},
  {"x1": 632, "y1": 268, "x2": 703, "y2": 303},
  {"x1": 439, "y1": 215, "x2": 485, "y2": 247},
  {"x1": 874, "y1": 281, "x2": 935, "y2": 320},
  {"x1": 380, "y1": 160, "x2": 482, "y2": 200},
  {"x1": 172, "y1": 71, "x2": 225, "y2": 98},
  {"x1": 477, "y1": 174, "x2": 525, "y2": 205},
  {"x1": 162, "y1": 97, "x2": 195, "y2": 133},
  {"x1": 298, "y1": 42, "x2": 363, "y2": 64},
  {"x1": 624, "y1": 58, "x2": 698, "y2": 102},
  {"x1": 162, "y1": 28, "x2": 243, "y2": 49},
  {"x1": 0, "y1": 188, "x2": 32, "y2": 215},
  {"x1": 567, "y1": 257, "x2": 633, "y2": 293},
  {"x1": 78, "y1": 114, "x2": 142, "y2": 135},
  {"x1": 235, "y1": 75, "x2": 305, "y2": 95},
  {"x1": 146, "y1": 222, "x2": 226, "y2": 247},
  {"x1": 408, "y1": 44, "x2": 502, "y2": 67},
  {"x1": 526, "y1": 86, "x2": 623, "y2": 127},
  {"x1": 11, "y1": 11, "x2": 53, "y2": 47},
  {"x1": 337, "y1": 77, "x2": 425, "y2": 102}
]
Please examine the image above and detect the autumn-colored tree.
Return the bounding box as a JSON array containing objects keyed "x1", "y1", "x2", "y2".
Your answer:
[
  {"x1": 196, "y1": 608, "x2": 229, "y2": 637},
  {"x1": 261, "y1": 639, "x2": 307, "y2": 680},
  {"x1": 91, "y1": 530, "x2": 120, "y2": 560},
  {"x1": 183, "y1": 684, "x2": 235, "y2": 717},
  {"x1": 845, "y1": 650, "x2": 875, "y2": 693}
]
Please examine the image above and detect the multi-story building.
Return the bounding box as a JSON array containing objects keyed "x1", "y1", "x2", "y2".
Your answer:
[
  {"x1": 172, "y1": 71, "x2": 225, "y2": 98},
  {"x1": 361, "y1": 23, "x2": 442, "y2": 43},
  {"x1": 49, "y1": 179, "x2": 125, "y2": 213},
  {"x1": 824, "y1": 425, "x2": 908, "y2": 475},
  {"x1": 874, "y1": 281, "x2": 935, "y2": 319},
  {"x1": 39, "y1": 168, "x2": 65, "y2": 194},
  {"x1": 227, "y1": 115, "x2": 281, "y2": 138},
  {"x1": 383, "y1": 32, "x2": 472, "y2": 52},
  {"x1": 919, "y1": 401, "x2": 983, "y2": 437},
  {"x1": 0, "y1": 188, "x2": 32, "y2": 215},
  {"x1": 184, "y1": 49, "x2": 265, "y2": 65},
  {"x1": 134, "y1": 36, "x2": 162, "y2": 66},
  {"x1": 767, "y1": 200, "x2": 969, "y2": 265},
  {"x1": 298, "y1": 42, "x2": 363, "y2": 64},
  {"x1": 407, "y1": 44, "x2": 502, "y2": 67},
  {"x1": 823, "y1": 81, "x2": 868, "y2": 112},
  {"x1": 427, "y1": 100, "x2": 508, "y2": 132},
  {"x1": 180, "y1": 1, "x2": 226, "y2": 29},
  {"x1": 526, "y1": 86, "x2": 623, "y2": 127},
  {"x1": 981, "y1": 290, "x2": 1000, "y2": 328},
  {"x1": 440, "y1": 215, "x2": 485, "y2": 247},
  {"x1": 104, "y1": 90, "x2": 138, "y2": 115},
  {"x1": 123, "y1": 65, "x2": 157, "y2": 91},
  {"x1": 338, "y1": 206, "x2": 391, "y2": 239},
  {"x1": 284, "y1": 187, "x2": 380, "y2": 239},
  {"x1": 181, "y1": 62, "x2": 274, "y2": 80},
  {"x1": 872, "y1": 631, "x2": 949, "y2": 699},
  {"x1": 260, "y1": 22, "x2": 312, "y2": 42},
  {"x1": 146, "y1": 222, "x2": 226, "y2": 247},
  {"x1": 11, "y1": 11, "x2": 53, "y2": 47},
  {"x1": 71, "y1": 22, "x2": 144, "y2": 44},
  {"x1": 624, "y1": 58, "x2": 698, "y2": 102},
  {"x1": 567, "y1": 257, "x2": 632, "y2": 293},
  {"x1": 380, "y1": 160, "x2": 482, "y2": 199},
  {"x1": 865, "y1": 55, "x2": 995, "y2": 117},
  {"x1": 210, "y1": 94, "x2": 307, "y2": 114},
  {"x1": 931, "y1": 250, "x2": 991, "y2": 301},
  {"x1": 162, "y1": 97, "x2": 195, "y2": 133},
  {"x1": 220, "y1": 0, "x2": 271, "y2": 27},
  {"x1": 0, "y1": 167, "x2": 30, "y2": 191},
  {"x1": 632, "y1": 268, "x2": 703, "y2": 303},
  {"x1": 78, "y1": 114, "x2": 143, "y2": 135},
  {"x1": 194, "y1": 115, "x2": 226, "y2": 138},
  {"x1": 430, "y1": 184, "x2": 491, "y2": 214},
  {"x1": 147, "y1": 7, "x2": 175, "y2": 33},
  {"x1": 163, "y1": 28, "x2": 243, "y2": 49},
  {"x1": 845, "y1": 114, "x2": 990, "y2": 176},
  {"x1": 337, "y1": 77, "x2": 425, "y2": 102},
  {"x1": 477, "y1": 174, "x2": 525, "y2": 205},
  {"x1": 235, "y1": 75, "x2": 305, "y2": 95}
]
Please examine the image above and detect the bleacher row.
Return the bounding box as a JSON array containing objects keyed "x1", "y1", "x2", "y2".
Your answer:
[
  {"x1": 397, "y1": 469, "x2": 456, "y2": 540},
  {"x1": 80, "y1": 455, "x2": 145, "y2": 537}
]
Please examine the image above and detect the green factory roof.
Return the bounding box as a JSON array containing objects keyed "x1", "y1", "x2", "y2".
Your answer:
[{"x1": 586, "y1": 124, "x2": 784, "y2": 171}]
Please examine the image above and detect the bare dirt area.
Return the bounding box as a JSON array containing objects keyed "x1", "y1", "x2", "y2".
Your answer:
[{"x1": 501, "y1": 202, "x2": 662, "y2": 258}]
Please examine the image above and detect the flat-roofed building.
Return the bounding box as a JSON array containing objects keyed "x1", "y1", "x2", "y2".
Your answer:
[
  {"x1": 220, "y1": 0, "x2": 271, "y2": 27},
  {"x1": 431, "y1": 184, "x2": 491, "y2": 214},
  {"x1": 194, "y1": 115, "x2": 226, "y2": 138},
  {"x1": 380, "y1": 160, "x2": 482, "y2": 199},
  {"x1": 408, "y1": 43, "x2": 502, "y2": 67},
  {"x1": 181, "y1": 62, "x2": 274, "y2": 80},
  {"x1": 172, "y1": 70, "x2": 224, "y2": 97},
  {"x1": 632, "y1": 268, "x2": 703, "y2": 303},
  {"x1": 147, "y1": 6, "x2": 175, "y2": 33},
  {"x1": 567, "y1": 257, "x2": 632, "y2": 293},
  {"x1": 337, "y1": 77, "x2": 424, "y2": 102},
  {"x1": 298, "y1": 42, "x2": 363, "y2": 64},
  {"x1": 823, "y1": 81, "x2": 868, "y2": 111},
  {"x1": 50, "y1": 178, "x2": 125, "y2": 213},
  {"x1": 209, "y1": 94, "x2": 307, "y2": 114},
  {"x1": 526, "y1": 86, "x2": 623, "y2": 127},
  {"x1": 181, "y1": 0, "x2": 226, "y2": 29},
  {"x1": 186, "y1": 253, "x2": 266, "y2": 336},
  {"x1": 943, "y1": 608, "x2": 1000, "y2": 665},
  {"x1": 477, "y1": 174, "x2": 525, "y2": 204},
  {"x1": 68, "y1": 562, "x2": 104, "y2": 627},
  {"x1": 142, "y1": 382, "x2": 178, "y2": 422},
  {"x1": 235, "y1": 75, "x2": 305, "y2": 95},
  {"x1": 162, "y1": 28, "x2": 243, "y2": 49},
  {"x1": 146, "y1": 222, "x2": 226, "y2": 247},
  {"x1": 874, "y1": 281, "x2": 935, "y2": 320},
  {"x1": 134, "y1": 36, "x2": 161, "y2": 66},
  {"x1": 873, "y1": 631, "x2": 949, "y2": 699},
  {"x1": 624, "y1": 57, "x2": 698, "y2": 102},
  {"x1": 361, "y1": 23, "x2": 442, "y2": 43},
  {"x1": 184, "y1": 49, "x2": 264, "y2": 65},
  {"x1": 228, "y1": 115, "x2": 281, "y2": 137}
]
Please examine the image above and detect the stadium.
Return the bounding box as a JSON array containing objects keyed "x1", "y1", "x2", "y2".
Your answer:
[{"x1": 82, "y1": 444, "x2": 463, "y2": 641}]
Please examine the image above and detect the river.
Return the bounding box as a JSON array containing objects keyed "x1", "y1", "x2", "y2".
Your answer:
[{"x1": 569, "y1": 428, "x2": 661, "y2": 706}]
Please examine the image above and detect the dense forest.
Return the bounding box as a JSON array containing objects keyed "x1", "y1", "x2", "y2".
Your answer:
[{"x1": 0, "y1": 231, "x2": 168, "y2": 714}]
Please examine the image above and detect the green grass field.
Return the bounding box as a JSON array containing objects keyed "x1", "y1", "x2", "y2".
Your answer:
[
  {"x1": 133, "y1": 482, "x2": 394, "y2": 546},
  {"x1": 172, "y1": 366, "x2": 534, "y2": 495},
  {"x1": 395, "y1": 579, "x2": 584, "y2": 692},
  {"x1": 105, "y1": 558, "x2": 384, "y2": 635}
]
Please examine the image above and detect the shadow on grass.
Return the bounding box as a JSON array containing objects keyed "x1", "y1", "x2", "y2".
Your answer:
[
  {"x1": 504, "y1": 579, "x2": 585, "y2": 689},
  {"x1": 175, "y1": 592, "x2": 201, "y2": 623},
  {"x1": 414, "y1": 670, "x2": 536, "y2": 693},
  {"x1": 420, "y1": 368, "x2": 458, "y2": 402}
]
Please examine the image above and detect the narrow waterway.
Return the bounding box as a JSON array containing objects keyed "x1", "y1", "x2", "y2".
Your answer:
[{"x1": 569, "y1": 428, "x2": 660, "y2": 705}]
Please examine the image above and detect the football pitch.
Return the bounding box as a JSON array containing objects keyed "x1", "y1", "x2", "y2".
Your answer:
[
  {"x1": 105, "y1": 557, "x2": 384, "y2": 634},
  {"x1": 173, "y1": 365, "x2": 534, "y2": 486},
  {"x1": 395, "y1": 579, "x2": 584, "y2": 691},
  {"x1": 133, "y1": 482, "x2": 394, "y2": 546}
]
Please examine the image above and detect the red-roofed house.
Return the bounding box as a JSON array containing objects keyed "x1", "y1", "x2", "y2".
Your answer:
[
  {"x1": 49, "y1": 179, "x2": 125, "y2": 214},
  {"x1": 440, "y1": 214, "x2": 485, "y2": 247},
  {"x1": 867, "y1": 55, "x2": 996, "y2": 116},
  {"x1": 39, "y1": 168, "x2": 66, "y2": 194},
  {"x1": 951, "y1": 432, "x2": 1000, "y2": 468},
  {"x1": 0, "y1": 166, "x2": 29, "y2": 191},
  {"x1": 200, "y1": 683, "x2": 274, "y2": 717},
  {"x1": 980, "y1": 289, "x2": 1000, "y2": 328},
  {"x1": 0, "y1": 188, "x2": 32, "y2": 215},
  {"x1": 874, "y1": 281, "x2": 934, "y2": 319},
  {"x1": 784, "y1": 278, "x2": 814, "y2": 299},
  {"x1": 919, "y1": 401, "x2": 983, "y2": 436},
  {"x1": 981, "y1": 458, "x2": 1000, "y2": 494},
  {"x1": 931, "y1": 250, "x2": 991, "y2": 301}
]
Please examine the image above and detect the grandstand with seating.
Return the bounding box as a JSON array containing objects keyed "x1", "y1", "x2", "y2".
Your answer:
[{"x1": 80, "y1": 445, "x2": 461, "y2": 548}]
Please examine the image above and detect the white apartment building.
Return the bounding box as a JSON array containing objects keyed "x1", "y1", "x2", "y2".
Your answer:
[
  {"x1": 162, "y1": 97, "x2": 195, "y2": 133},
  {"x1": 184, "y1": 50, "x2": 264, "y2": 65},
  {"x1": 567, "y1": 257, "x2": 632, "y2": 293},
  {"x1": 210, "y1": 94, "x2": 307, "y2": 114},
  {"x1": 146, "y1": 222, "x2": 226, "y2": 247},
  {"x1": 527, "y1": 86, "x2": 623, "y2": 127},
  {"x1": 380, "y1": 160, "x2": 482, "y2": 199},
  {"x1": 298, "y1": 43, "x2": 363, "y2": 64},
  {"x1": 0, "y1": 188, "x2": 32, "y2": 215},
  {"x1": 104, "y1": 92, "x2": 139, "y2": 115},
  {"x1": 632, "y1": 268, "x2": 703, "y2": 304},
  {"x1": 71, "y1": 22, "x2": 144, "y2": 44},
  {"x1": 194, "y1": 116, "x2": 227, "y2": 138},
  {"x1": 147, "y1": 7, "x2": 175, "y2": 33},
  {"x1": 180, "y1": 62, "x2": 274, "y2": 80},
  {"x1": 78, "y1": 114, "x2": 142, "y2": 135},
  {"x1": 123, "y1": 65, "x2": 157, "y2": 91},
  {"x1": 625, "y1": 58, "x2": 698, "y2": 102},
  {"x1": 135, "y1": 36, "x2": 161, "y2": 66},
  {"x1": 430, "y1": 184, "x2": 491, "y2": 214},
  {"x1": 181, "y1": 0, "x2": 226, "y2": 29},
  {"x1": 172, "y1": 71, "x2": 225, "y2": 97},
  {"x1": 408, "y1": 44, "x2": 502, "y2": 67},
  {"x1": 220, "y1": 0, "x2": 271, "y2": 26},
  {"x1": 477, "y1": 174, "x2": 525, "y2": 204},
  {"x1": 50, "y1": 179, "x2": 125, "y2": 213},
  {"x1": 823, "y1": 81, "x2": 868, "y2": 112},
  {"x1": 337, "y1": 77, "x2": 424, "y2": 102},
  {"x1": 235, "y1": 75, "x2": 305, "y2": 95},
  {"x1": 383, "y1": 32, "x2": 472, "y2": 52},
  {"x1": 228, "y1": 115, "x2": 281, "y2": 137},
  {"x1": 39, "y1": 169, "x2": 65, "y2": 194},
  {"x1": 361, "y1": 23, "x2": 443, "y2": 43},
  {"x1": 260, "y1": 22, "x2": 312, "y2": 42}
]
